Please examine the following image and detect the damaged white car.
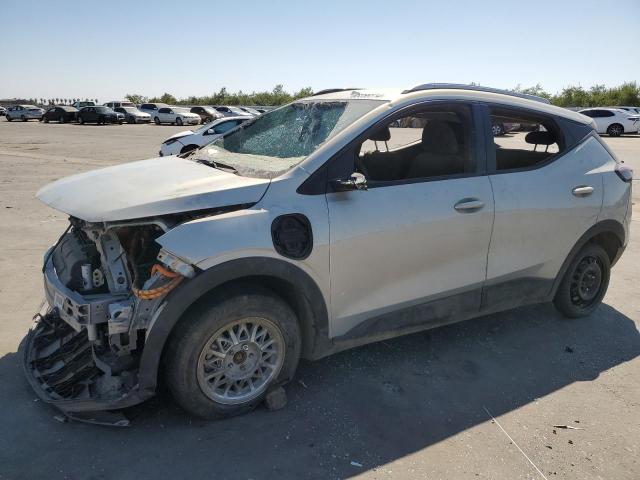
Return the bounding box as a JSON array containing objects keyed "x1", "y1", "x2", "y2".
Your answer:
[{"x1": 23, "y1": 85, "x2": 632, "y2": 423}]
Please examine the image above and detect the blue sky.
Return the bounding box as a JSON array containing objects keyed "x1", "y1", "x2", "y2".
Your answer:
[{"x1": 1, "y1": 0, "x2": 638, "y2": 101}]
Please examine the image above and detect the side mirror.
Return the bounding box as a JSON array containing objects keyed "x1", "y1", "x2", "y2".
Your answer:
[
  {"x1": 330, "y1": 172, "x2": 368, "y2": 192},
  {"x1": 206, "y1": 128, "x2": 215, "y2": 134}
]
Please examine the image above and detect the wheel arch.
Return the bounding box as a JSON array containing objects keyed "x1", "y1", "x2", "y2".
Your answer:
[
  {"x1": 551, "y1": 219, "x2": 626, "y2": 297},
  {"x1": 137, "y1": 256, "x2": 330, "y2": 394}
]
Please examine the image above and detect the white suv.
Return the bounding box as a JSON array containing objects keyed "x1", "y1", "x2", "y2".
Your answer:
[
  {"x1": 24, "y1": 85, "x2": 632, "y2": 422},
  {"x1": 579, "y1": 107, "x2": 639, "y2": 136},
  {"x1": 152, "y1": 107, "x2": 200, "y2": 126},
  {"x1": 159, "y1": 116, "x2": 251, "y2": 156}
]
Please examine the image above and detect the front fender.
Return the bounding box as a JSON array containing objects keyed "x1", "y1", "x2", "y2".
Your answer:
[{"x1": 136, "y1": 256, "x2": 330, "y2": 395}]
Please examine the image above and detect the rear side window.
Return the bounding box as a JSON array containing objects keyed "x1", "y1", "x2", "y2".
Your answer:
[
  {"x1": 158, "y1": 108, "x2": 170, "y2": 114},
  {"x1": 489, "y1": 107, "x2": 565, "y2": 172},
  {"x1": 141, "y1": 104, "x2": 155, "y2": 110}
]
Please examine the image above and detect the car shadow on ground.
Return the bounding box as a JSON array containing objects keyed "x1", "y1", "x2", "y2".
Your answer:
[{"x1": 1, "y1": 302, "x2": 638, "y2": 479}]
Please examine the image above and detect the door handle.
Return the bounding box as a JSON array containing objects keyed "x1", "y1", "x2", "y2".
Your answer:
[
  {"x1": 572, "y1": 185, "x2": 594, "y2": 197},
  {"x1": 454, "y1": 198, "x2": 485, "y2": 213}
]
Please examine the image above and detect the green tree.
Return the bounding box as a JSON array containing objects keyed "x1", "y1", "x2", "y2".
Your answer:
[{"x1": 125, "y1": 93, "x2": 148, "y2": 104}]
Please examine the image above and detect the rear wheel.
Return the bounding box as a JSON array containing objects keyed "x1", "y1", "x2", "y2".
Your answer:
[
  {"x1": 492, "y1": 124, "x2": 504, "y2": 136},
  {"x1": 165, "y1": 287, "x2": 301, "y2": 419},
  {"x1": 78, "y1": 116, "x2": 84, "y2": 124},
  {"x1": 60, "y1": 115, "x2": 66, "y2": 124},
  {"x1": 553, "y1": 243, "x2": 610, "y2": 318},
  {"x1": 154, "y1": 116, "x2": 160, "y2": 125},
  {"x1": 21, "y1": 115, "x2": 27, "y2": 122},
  {"x1": 606, "y1": 123, "x2": 624, "y2": 137}
]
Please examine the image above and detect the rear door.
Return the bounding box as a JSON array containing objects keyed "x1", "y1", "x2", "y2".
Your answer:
[
  {"x1": 482, "y1": 105, "x2": 603, "y2": 311},
  {"x1": 326, "y1": 101, "x2": 494, "y2": 338}
]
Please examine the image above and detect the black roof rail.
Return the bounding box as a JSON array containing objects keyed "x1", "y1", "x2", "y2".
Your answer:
[
  {"x1": 310, "y1": 88, "x2": 362, "y2": 96},
  {"x1": 401, "y1": 83, "x2": 551, "y2": 104}
]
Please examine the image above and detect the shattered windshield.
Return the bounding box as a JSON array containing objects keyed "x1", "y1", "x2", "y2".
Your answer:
[{"x1": 191, "y1": 99, "x2": 386, "y2": 178}]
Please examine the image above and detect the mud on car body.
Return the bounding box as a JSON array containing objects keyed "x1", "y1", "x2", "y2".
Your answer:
[{"x1": 23, "y1": 84, "x2": 632, "y2": 422}]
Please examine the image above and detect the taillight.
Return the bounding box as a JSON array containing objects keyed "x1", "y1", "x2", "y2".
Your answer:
[{"x1": 615, "y1": 164, "x2": 633, "y2": 183}]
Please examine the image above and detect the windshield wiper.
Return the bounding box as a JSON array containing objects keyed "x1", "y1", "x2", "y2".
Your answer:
[{"x1": 195, "y1": 158, "x2": 238, "y2": 174}]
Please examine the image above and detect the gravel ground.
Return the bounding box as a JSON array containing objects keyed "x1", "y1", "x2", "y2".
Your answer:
[{"x1": 0, "y1": 121, "x2": 638, "y2": 480}]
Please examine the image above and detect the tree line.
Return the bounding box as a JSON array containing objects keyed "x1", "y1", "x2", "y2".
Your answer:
[
  {"x1": 513, "y1": 81, "x2": 639, "y2": 108},
  {"x1": 125, "y1": 85, "x2": 314, "y2": 107},
  {"x1": 126, "y1": 82, "x2": 639, "y2": 108},
  {"x1": 13, "y1": 82, "x2": 640, "y2": 108}
]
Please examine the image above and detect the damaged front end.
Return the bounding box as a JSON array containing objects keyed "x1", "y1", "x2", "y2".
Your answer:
[{"x1": 22, "y1": 217, "x2": 195, "y2": 421}]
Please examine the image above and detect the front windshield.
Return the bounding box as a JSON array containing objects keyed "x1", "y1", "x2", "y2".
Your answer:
[{"x1": 192, "y1": 99, "x2": 385, "y2": 179}]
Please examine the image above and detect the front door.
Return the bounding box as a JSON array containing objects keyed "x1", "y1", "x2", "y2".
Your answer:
[{"x1": 327, "y1": 102, "x2": 494, "y2": 338}]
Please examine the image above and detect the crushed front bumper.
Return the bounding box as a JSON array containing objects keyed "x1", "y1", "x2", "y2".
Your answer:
[{"x1": 21, "y1": 309, "x2": 152, "y2": 419}]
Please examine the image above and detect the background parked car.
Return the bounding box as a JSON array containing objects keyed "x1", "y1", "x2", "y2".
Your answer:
[
  {"x1": 159, "y1": 115, "x2": 251, "y2": 156},
  {"x1": 190, "y1": 106, "x2": 222, "y2": 124},
  {"x1": 114, "y1": 106, "x2": 151, "y2": 124},
  {"x1": 104, "y1": 101, "x2": 136, "y2": 109},
  {"x1": 0, "y1": 106, "x2": 6, "y2": 116},
  {"x1": 139, "y1": 102, "x2": 170, "y2": 117},
  {"x1": 71, "y1": 100, "x2": 95, "y2": 110},
  {"x1": 77, "y1": 106, "x2": 124, "y2": 125},
  {"x1": 5, "y1": 105, "x2": 44, "y2": 121},
  {"x1": 609, "y1": 106, "x2": 640, "y2": 115},
  {"x1": 153, "y1": 107, "x2": 200, "y2": 126},
  {"x1": 41, "y1": 106, "x2": 79, "y2": 123},
  {"x1": 579, "y1": 107, "x2": 640, "y2": 136},
  {"x1": 238, "y1": 106, "x2": 262, "y2": 116},
  {"x1": 214, "y1": 105, "x2": 252, "y2": 117}
]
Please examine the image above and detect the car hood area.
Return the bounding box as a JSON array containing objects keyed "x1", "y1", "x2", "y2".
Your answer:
[
  {"x1": 37, "y1": 156, "x2": 270, "y2": 222},
  {"x1": 165, "y1": 130, "x2": 195, "y2": 141}
]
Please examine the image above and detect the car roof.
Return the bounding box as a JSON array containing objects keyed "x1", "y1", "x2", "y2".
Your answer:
[{"x1": 307, "y1": 86, "x2": 592, "y2": 125}]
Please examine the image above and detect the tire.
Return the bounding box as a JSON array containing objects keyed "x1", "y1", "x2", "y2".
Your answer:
[
  {"x1": 21, "y1": 115, "x2": 27, "y2": 122},
  {"x1": 606, "y1": 123, "x2": 623, "y2": 137},
  {"x1": 78, "y1": 116, "x2": 84, "y2": 125},
  {"x1": 553, "y1": 243, "x2": 611, "y2": 318},
  {"x1": 176, "y1": 117, "x2": 183, "y2": 126},
  {"x1": 165, "y1": 286, "x2": 301, "y2": 419},
  {"x1": 180, "y1": 144, "x2": 199, "y2": 155},
  {"x1": 118, "y1": 120, "x2": 123, "y2": 125},
  {"x1": 127, "y1": 116, "x2": 134, "y2": 124},
  {"x1": 492, "y1": 124, "x2": 504, "y2": 136},
  {"x1": 154, "y1": 116, "x2": 160, "y2": 125},
  {"x1": 43, "y1": 116, "x2": 49, "y2": 123},
  {"x1": 60, "y1": 116, "x2": 66, "y2": 124},
  {"x1": 6, "y1": 115, "x2": 11, "y2": 122}
]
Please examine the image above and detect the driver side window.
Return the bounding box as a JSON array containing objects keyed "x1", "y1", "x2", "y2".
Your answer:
[{"x1": 355, "y1": 104, "x2": 474, "y2": 183}]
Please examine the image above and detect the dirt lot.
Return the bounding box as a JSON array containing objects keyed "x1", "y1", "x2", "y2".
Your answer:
[{"x1": 0, "y1": 121, "x2": 638, "y2": 480}]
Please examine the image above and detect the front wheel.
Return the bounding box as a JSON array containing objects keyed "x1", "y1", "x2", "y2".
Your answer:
[
  {"x1": 553, "y1": 243, "x2": 611, "y2": 318},
  {"x1": 78, "y1": 116, "x2": 84, "y2": 124},
  {"x1": 154, "y1": 116, "x2": 160, "y2": 125},
  {"x1": 165, "y1": 287, "x2": 301, "y2": 419},
  {"x1": 21, "y1": 115, "x2": 27, "y2": 122},
  {"x1": 176, "y1": 117, "x2": 183, "y2": 126},
  {"x1": 606, "y1": 123, "x2": 623, "y2": 137},
  {"x1": 6, "y1": 115, "x2": 11, "y2": 122}
]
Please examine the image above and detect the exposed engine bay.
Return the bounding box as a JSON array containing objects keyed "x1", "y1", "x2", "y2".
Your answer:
[{"x1": 23, "y1": 216, "x2": 196, "y2": 420}]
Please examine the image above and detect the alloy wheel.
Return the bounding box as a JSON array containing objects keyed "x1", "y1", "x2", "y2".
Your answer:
[{"x1": 196, "y1": 317, "x2": 285, "y2": 405}]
